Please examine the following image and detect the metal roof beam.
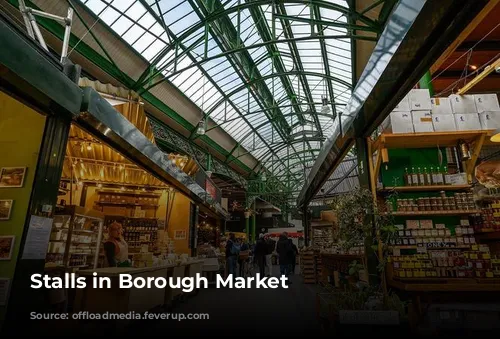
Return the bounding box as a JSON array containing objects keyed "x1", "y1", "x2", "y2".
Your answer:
[
  {"x1": 192, "y1": 0, "x2": 291, "y2": 139},
  {"x1": 140, "y1": 34, "x2": 372, "y2": 92},
  {"x1": 136, "y1": 0, "x2": 293, "y2": 182},
  {"x1": 313, "y1": 4, "x2": 339, "y2": 123},
  {"x1": 297, "y1": 0, "x2": 490, "y2": 208}
]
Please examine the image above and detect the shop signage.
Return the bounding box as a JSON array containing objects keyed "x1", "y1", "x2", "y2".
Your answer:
[
  {"x1": 206, "y1": 180, "x2": 217, "y2": 200},
  {"x1": 420, "y1": 242, "x2": 456, "y2": 248},
  {"x1": 338, "y1": 311, "x2": 399, "y2": 325},
  {"x1": 22, "y1": 215, "x2": 53, "y2": 260}
]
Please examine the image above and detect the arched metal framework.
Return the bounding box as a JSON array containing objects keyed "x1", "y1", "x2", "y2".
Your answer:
[{"x1": 80, "y1": 0, "x2": 384, "y2": 199}]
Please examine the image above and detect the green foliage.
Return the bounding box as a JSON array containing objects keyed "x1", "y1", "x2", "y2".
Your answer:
[{"x1": 348, "y1": 260, "x2": 364, "y2": 277}]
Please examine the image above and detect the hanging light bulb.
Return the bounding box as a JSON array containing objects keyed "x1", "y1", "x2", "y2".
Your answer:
[
  {"x1": 196, "y1": 120, "x2": 206, "y2": 135},
  {"x1": 86, "y1": 143, "x2": 92, "y2": 151},
  {"x1": 321, "y1": 96, "x2": 330, "y2": 113}
]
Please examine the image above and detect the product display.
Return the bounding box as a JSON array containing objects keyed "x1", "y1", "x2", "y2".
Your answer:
[
  {"x1": 390, "y1": 243, "x2": 497, "y2": 279},
  {"x1": 45, "y1": 206, "x2": 103, "y2": 269},
  {"x1": 390, "y1": 191, "x2": 475, "y2": 212}
]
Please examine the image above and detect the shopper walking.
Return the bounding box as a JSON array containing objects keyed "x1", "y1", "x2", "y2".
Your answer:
[
  {"x1": 254, "y1": 234, "x2": 267, "y2": 277},
  {"x1": 238, "y1": 239, "x2": 250, "y2": 277},
  {"x1": 276, "y1": 233, "x2": 292, "y2": 278},
  {"x1": 264, "y1": 234, "x2": 276, "y2": 277},
  {"x1": 288, "y1": 238, "x2": 299, "y2": 274},
  {"x1": 225, "y1": 233, "x2": 239, "y2": 277}
]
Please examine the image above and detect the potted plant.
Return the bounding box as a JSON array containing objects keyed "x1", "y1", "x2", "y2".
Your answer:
[{"x1": 324, "y1": 188, "x2": 406, "y2": 327}]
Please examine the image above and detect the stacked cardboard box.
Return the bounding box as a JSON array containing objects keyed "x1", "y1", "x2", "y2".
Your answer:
[
  {"x1": 383, "y1": 91, "x2": 500, "y2": 134},
  {"x1": 383, "y1": 89, "x2": 433, "y2": 133},
  {"x1": 475, "y1": 94, "x2": 500, "y2": 130}
]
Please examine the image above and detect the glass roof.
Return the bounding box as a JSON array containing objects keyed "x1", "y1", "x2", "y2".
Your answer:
[{"x1": 81, "y1": 0, "x2": 362, "y2": 195}]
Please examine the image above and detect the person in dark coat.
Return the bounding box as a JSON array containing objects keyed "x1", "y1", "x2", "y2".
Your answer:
[
  {"x1": 288, "y1": 238, "x2": 299, "y2": 274},
  {"x1": 276, "y1": 233, "x2": 291, "y2": 277},
  {"x1": 253, "y1": 234, "x2": 267, "y2": 276}
]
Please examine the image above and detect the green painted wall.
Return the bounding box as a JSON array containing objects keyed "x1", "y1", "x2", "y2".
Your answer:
[
  {"x1": 381, "y1": 148, "x2": 449, "y2": 187},
  {"x1": 0, "y1": 92, "x2": 46, "y2": 320}
]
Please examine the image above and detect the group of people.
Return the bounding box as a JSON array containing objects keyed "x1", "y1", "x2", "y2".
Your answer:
[{"x1": 225, "y1": 232, "x2": 298, "y2": 280}]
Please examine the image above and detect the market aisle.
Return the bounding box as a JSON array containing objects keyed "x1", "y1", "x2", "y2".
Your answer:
[{"x1": 129, "y1": 265, "x2": 325, "y2": 335}]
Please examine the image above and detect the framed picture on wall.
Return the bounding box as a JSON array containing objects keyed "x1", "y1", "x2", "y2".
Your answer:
[
  {"x1": 0, "y1": 167, "x2": 27, "y2": 188},
  {"x1": 174, "y1": 230, "x2": 186, "y2": 240},
  {"x1": 0, "y1": 200, "x2": 13, "y2": 220},
  {"x1": 0, "y1": 236, "x2": 15, "y2": 260}
]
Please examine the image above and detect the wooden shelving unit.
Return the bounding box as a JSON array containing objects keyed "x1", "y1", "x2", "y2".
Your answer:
[
  {"x1": 378, "y1": 184, "x2": 471, "y2": 193},
  {"x1": 389, "y1": 210, "x2": 480, "y2": 216},
  {"x1": 368, "y1": 131, "x2": 488, "y2": 197},
  {"x1": 372, "y1": 130, "x2": 488, "y2": 150},
  {"x1": 388, "y1": 278, "x2": 500, "y2": 292},
  {"x1": 300, "y1": 249, "x2": 316, "y2": 284}
]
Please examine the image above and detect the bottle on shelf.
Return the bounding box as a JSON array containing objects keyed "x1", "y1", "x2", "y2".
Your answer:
[
  {"x1": 418, "y1": 167, "x2": 425, "y2": 186},
  {"x1": 442, "y1": 166, "x2": 449, "y2": 185},
  {"x1": 404, "y1": 168, "x2": 412, "y2": 186},
  {"x1": 411, "y1": 167, "x2": 418, "y2": 186},
  {"x1": 424, "y1": 167, "x2": 432, "y2": 186},
  {"x1": 429, "y1": 166, "x2": 435, "y2": 185},
  {"x1": 434, "y1": 166, "x2": 444, "y2": 185}
]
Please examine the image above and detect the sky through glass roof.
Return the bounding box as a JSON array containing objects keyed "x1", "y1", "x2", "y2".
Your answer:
[{"x1": 81, "y1": 0, "x2": 356, "y2": 197}]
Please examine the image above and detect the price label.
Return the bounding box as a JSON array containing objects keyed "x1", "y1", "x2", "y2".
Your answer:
[{"x1": 417, "y1": 245, "x2": 427, "y2": 253}]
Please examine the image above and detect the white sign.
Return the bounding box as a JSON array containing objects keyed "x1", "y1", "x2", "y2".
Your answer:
[
  {"x1": 339, "y1": 311, "x2": 399, "y2": 325},
  {"x1": 22, "y1": 215, "x2": 53, "y2": 260},
  {"x1": 0, "y1": 278, "x2": 10, "y2": 306}
]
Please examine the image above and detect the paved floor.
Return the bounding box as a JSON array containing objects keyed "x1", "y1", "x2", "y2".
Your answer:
[{"x1": 129, "y1": 265, "x2": 326, "y2": 335}]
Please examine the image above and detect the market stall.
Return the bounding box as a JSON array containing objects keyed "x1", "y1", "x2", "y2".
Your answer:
[
  {"x1": 40, "y1": 81, "x2": 212, "y2": 312},
  {"x1": 367, "y1": 91, "x2": 500, "y2": 330}
]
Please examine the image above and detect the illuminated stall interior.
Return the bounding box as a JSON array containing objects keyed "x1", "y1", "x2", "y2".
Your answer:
[{"x1": 45, "y1": 80, "x2": 199, "y2": 271}]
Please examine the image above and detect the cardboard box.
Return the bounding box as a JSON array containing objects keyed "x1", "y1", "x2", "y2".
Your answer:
[
  {"x1": 474, "y1": 94, "x2": 500, "y2": 112},
  {"x1": 431, "y1": 97, "x2": 453, "y2": 115},
  {"x1": 409, "y1": 89, "x2": 432, "y2": 110},
  {"x1": 412, "y1": 110, "x2": 434, "y2": 132},
  {"x1": 449, "y1": 94, "x2": 477, "y2": 113},
  {"x1": 432, "y1": 114, "x2": 456, "y2": 131},
  {"x1": 478, "y1": 111, "x2": 500, "y2": 130},
  {"x1": 454, "y1": 113, "x2": 481, "y2": 131},
  {"x1": 393, "y1": 94, "x2": 411, "y2": 111},
  {"x1": 383, "y1": 112, "x2": 414, "y2": 134}
]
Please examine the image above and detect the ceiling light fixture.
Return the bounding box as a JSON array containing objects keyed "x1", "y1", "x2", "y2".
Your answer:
[
  {"x1": 321, "y1": 96, "x2": 330, "y2": 113},
  {"x1": 196, "y1": 120, "x2": 205, "y2": 135}
]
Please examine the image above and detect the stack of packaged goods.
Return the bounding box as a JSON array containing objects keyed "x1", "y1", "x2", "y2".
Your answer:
[
  {"x1": 380, "y1": 89, "x2": 500, "y2": 133},
  {"x1": 390, "y1": 191, "x2": 476, "y2": 213},
  {"x1": 390, "y1": 243, "x2": 495, "y2": 279},
  {"x1": 476, "y1": 199, "x2": 500, "y2": 232}
]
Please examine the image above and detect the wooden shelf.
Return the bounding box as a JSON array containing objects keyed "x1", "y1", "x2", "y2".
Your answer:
[
  {"x1": 390, "y1": 245, "x2": 471, "y2": 250},
  {"x1": 379, "y1": 185, "x2": 471, "y2": 193},
  {"x1": 476, "y1": 231, "x2": 500, "y2": 241},
  {"x1": 389, "y1": 210, "x2": 480, "y2": 216},
  {"x1": 95, "y1": 201, "x2": 159, "y2": 208},
  {"x1": 372, "y1": 130, "x2": 488, "y2": 151},
  {"x1": 388, "y1": 278, "x2": 500, "y2": 292},
  {"x1": 96, "y1": 190, "x2": 161, "y2": 198}
]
